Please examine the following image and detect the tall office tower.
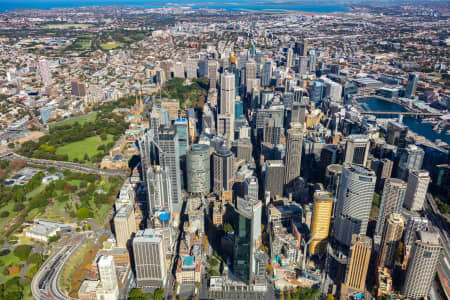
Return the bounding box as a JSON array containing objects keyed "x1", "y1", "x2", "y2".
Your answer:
[
  {"x1": 325, "y1": 164, "x2": 342, "y2": 200},
  {"x1": 402, "y1": 232, "x2": 441, "y2": 298},
  {"x1": 370, "y1": 158, "x2": 393, "y2": 191},
  {"x1": 232, "y1": 138, "x2": 252, "y2": 161},
  {"x1": 261, "y1": 60, "x2": 272, "y2": 87},
  {"x1": 404, "y1": 73, "x2": 419, "y2": 99},
  {"x1": 264, "y1": 160, "x2": 285, "y2": 199},
  {"x1": 208, "y1": 59, "x2": 218, "y2": 89},
  {"x1": 133, "y1": 229, "x2": 167, "y2": 288},
  {"x1": 158, "y1": 128, "x2": 181, "y2": 211},
  {"x1": 403, "y1": 169, "x2": 430, "y2": 211},
  {"x1": 397, "y1": 144, "x2": 424, "y2": 180},
  {"x1": 173, "y1": 61, "x2": 185, "y2": 78},
  {"x1": 160, "y1": 60, "x2": 173, "y2": 80},
  {"x1": 309, "y1": 191, "x2": 333, "y2": 255},
  {"x1": 334, "y1": 164, "x2": 376, "y2": 247},
  {"x1": 308, "y1": 50, "x2": 317, "y2": 72},
  {"x1": 244, "y1": 176, "x2": 259, "y2": 202},
  {"x1": 263, "y1": 119, "x2": 281, "y2": 145},
  {"x1": 378, "y1": 213, "x2": 404, "y2": 268},
  {"x1": 293, "y1": 87, "x2": 306, "y2": 103},
  {"x1": 212, "y1": 145, "x2": 234, "y2": 194},
  {"x1": 39, "y1": 59, "x2": 53, "y2": 86},
  {"x1": 295, "y1": 39, "x2": 308, "y2": 56},
  {"x1": 186, "y1": 58, "x2": 198, "y2": 79},
  {"x1": 403, "y1": 216, "x2": 429, "y2": 247},
  {"x1": 290, "y1": 103, "x2": 306, "y2": 125},
  {"x1": 220, "y1": 72, "x2": 235, "y2": 115},
  {"x1": 245, "y1": 60, "x2": 257, "y2": 86},
  {"x1": 376, "y1": 178, "x2": 407, "y2": 235},
  {"x1": 311, "y1": 81, "x2": 324, "y2": 103},
  {"x1": 284, "y1": 127, "x2": 304, "y2": 186},
  {"x1": 186, "y1": 144, "x2": 210, "y2": 194},
  {"x1": 96, "y1": 255, "x2": 119, "y2": 300},
  {"x1": 298, "y1": 56, "x2": 309, "y2": 75},
  {"x1": 386, "y1": 120, "x2": 408, "y2": 148},
  {"x1": 345, "y1": 235, "x2": 372, "y2": 291},
  {"x1": 174, "y1": 118, "x2": 189, "y2": 157},
  {"x1": 286, "y1": 48, "x2": 293, "y2": 68},
  {"x1": 344, "y1": 135, "x2": 370, "y2": 166},
  {"x1": 217, "y1": 114, "x2": 234, "y2": 142},
  {"x1": 114, "y1": 205, "x2": 136, "y2": 248},
  {"x1": 147, "y1": 166, "x2": 172, "y2": 214},
  {"x1": 322, "y1": 77, "x2": 343, "y2": 103}
]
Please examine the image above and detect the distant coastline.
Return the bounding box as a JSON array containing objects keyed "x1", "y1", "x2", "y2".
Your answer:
[{"x1": 0, "y1": 0, "x2": 349, "y2": 13}]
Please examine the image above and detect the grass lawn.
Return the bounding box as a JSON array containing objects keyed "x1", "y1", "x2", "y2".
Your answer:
[
  {"x1": 100, "y1": 42, "x2": 124, "y2": 50},
  {"x1": 55, "y1": 134, "x2": 113, "y2": 163},
  {"x1": 43, "y1": 23, "x2": 94, "y2": 29},
  {"x1": 95, "y1": 204, "x2": 112, "y2": 226},
  {"x1": 50, "y1": 112, "x2": 97, "y2": 128},
  {"x1": 38, "y1": 207, "x2": 75, "y2": 224},
  {"x1": 0, "y1": 202, "x2": 16, "y2": 233},
  {"x1": 26, "y1": 185, "x2": 46, "y2": 199},
  {"x1": 17, "y1": 235, "x2": 36, "y2": 246}
]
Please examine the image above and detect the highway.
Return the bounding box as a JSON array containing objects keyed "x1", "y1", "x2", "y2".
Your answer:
[
  {"x1": 425, "y1": 194, "x2": 450, "y2": 299},
  {"x1": 2, "y1": 152, "x2": 127, "y2": 177},
  {"x1": 31, "y1": 234, "x2": 86, "y2": 300}
]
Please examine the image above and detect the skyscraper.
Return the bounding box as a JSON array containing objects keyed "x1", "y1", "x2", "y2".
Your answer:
[
  {"x1": 290, "y1": 103, "x2": 306, "y2": 125},
  {"x1": 402, "y1": 232, "x2": 441, "y2": 299},
  {"x1": 147, "y1": 166, "x2": 172, "y2": 214},
  {"x1": 245, "y1": 60, "x2": 257, "y2": 90},
  {"x1": 217, "y1": 114, "x2": 234, "y2": 142},
  {"x1": 186, "y1": 144, "x2": 210, "y2": 194},
  {"x1": 344, "y1": 135, "x2": 370, "y2": 166},
  {"x1": 39, "y1": 59, "x2": 53, "y2": 87},
  {"x1": 133, "y1": 229, "x2": 167, "y2": 289},
  {"x1": 158, "y1": 128, "x2": 181, "y2": 211},
  {"x1": 404, "y1": 73, "x2": 419, "y2": 99},
  {"x1": 114, "y1": 205, "x2": 136, "y2": 248},
  {"x1": 309, "y1": 191, "x2": 333, "y2": 255},
  {"x1": 174, "y1": 118, "x2": 189, "y2": 157},
  {"x1": 403, "y1": 169, "x2": 430, "y2": 211},
  {"x1": 220, "y1": 72, "x2": 235, "y2": 115},
  {"x1": 386, "y1": 120, "x2": 408, "y2": 148},
  {"x1": 284, "y1": 127, "x2": 304, "y2": 186},
  {"x1": 96, "y1": 255, "x2": 119, "y2": 300},
  {"x1": 311, "y1": 81, "x2": 324, "y2": 103},
  {"x1": 397, "y1": 144, "x2": 424, "y2": 180},
  {"x1": 286, "y1": 48, "x2": 293, "y2": 68},
  {"x1": 261, "y1": 60, "x2": 272, "y2": 87},
  {"x1": 345, "y1": 235, "x2": 372, "y2": 291},
  {"x1": 403, "y1": 216, "x2": 429, "y2": 247},
  {"x1": 212, "y1": 145, "x2": 234, "y2": 194},
  {"x1": 334, "y1": 164, "x2": 376, "y2": 247},
  {"x1": 377, "y1": 213, "x2": 404, "y2": 268},
  {"x1": 376, "y1": 178, "x2": 407, "y2": 235},
  {"x1": 264, "y1": 160, "x2": 285, "y2": 200},
  {"x1": 208, "y1": 59, "x2": 218, "y2": 88},
  {"x1": 295, "y1": 39, "x2": 308, "y2": 56},
  {"x1": 186, "y1": 58, "x2": 198, "y2": 79}
]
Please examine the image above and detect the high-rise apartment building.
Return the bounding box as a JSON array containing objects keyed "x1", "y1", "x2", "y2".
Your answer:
[
  {"x1": 158, "y1": 128, "x2": 181, "y2": 211},
  {"x1": 284, "y1": 127, "x2": 304, "y2": 186},
  {"x1": 334, "y1": 164, "x2": 376, "y2": 246},
  {"x1": 309, "y1": 191, "x2": 333, "y2": 255},
  {"x1": 344, "y1": 135, "x2": 370, "y2": 166},
  {"x1": 114, "y1": 205, "x2": 136, "y2": 248},
  {"x1": 212, "y1": 145, "x2": 234, "y2": 194},
  {"x1": 378, "y1": 213, "x2": 404, "y2": 268},
  {"x1": 403, "y1": 170, "x2": 430, "y2": 211},
  {"x1": 186, "y1": 144, "x2": 210, "y2": 194},
  {"x1": 133, "y1": 229, "x2": 167, "y2": 289},
  {"x1": 402, "y1": 232, "x2": 441, "y2": 299},
  {"x1": 345, "y1": 235, "x2": 372, "y2": 291},
  {"x1": 376, "y1": 178, "x2": 407, "y2": 235}
]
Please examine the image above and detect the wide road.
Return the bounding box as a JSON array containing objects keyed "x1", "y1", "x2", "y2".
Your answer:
[
  {"x1": 7, "y1": 152, "x2": 127, "y2": 177},
  {"x1": 31, "y1": 234, "x2": 86, "y2": 300},
  {"x1": 425, "y1": 194, "x2": 450, "y2": 298}
]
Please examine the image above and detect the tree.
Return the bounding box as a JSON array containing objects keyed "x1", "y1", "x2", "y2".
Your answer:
[
  {"x1": 9, "y1": 159, "x2": 26, "y2": 172},
  {"x1": 12, "y1": 203, "x2": 25, "y2": 212},
  {"x1": 76, "y1": 207, "x2": 93, "y2": 219},
  {"x1": 154, "y1": 288, "x2": 164, "y2": 300},
  {"x1": 223, "y1": 223, "x2": 233, "y2": 234},
  {"x1": 13, "y1": 245, "x2": 32, "y2": 261}
]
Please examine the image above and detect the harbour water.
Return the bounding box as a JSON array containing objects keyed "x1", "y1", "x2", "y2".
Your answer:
[
  {"x1": 0, "y1": 0, "x2": 349, "y2": 13},
  {"x1": 359, "y1": 98, "x2": 450, "y2": 145}
]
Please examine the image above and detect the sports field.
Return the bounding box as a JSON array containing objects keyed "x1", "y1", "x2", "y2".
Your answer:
[{"x1": 55, "y1": 134, "x2": 113, "y2": 162}]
